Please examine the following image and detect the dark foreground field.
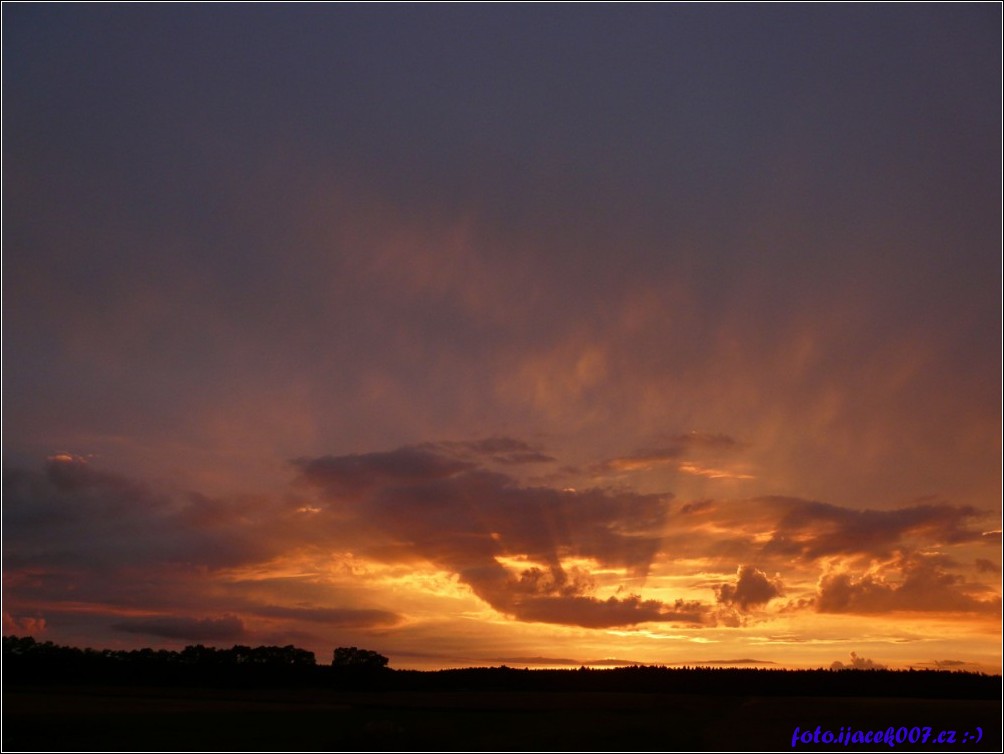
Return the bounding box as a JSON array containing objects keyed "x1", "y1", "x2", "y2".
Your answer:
[{"x1": 4, "y1": 685, "x2": 1000, "y2": 752}]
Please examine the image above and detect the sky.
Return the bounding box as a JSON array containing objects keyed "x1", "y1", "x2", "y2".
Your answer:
[{"x1": 3, "y1": 5, "x2": 1001, "y2": 673}]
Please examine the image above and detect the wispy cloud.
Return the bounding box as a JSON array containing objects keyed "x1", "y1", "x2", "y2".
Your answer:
[
  {"x1": 112, "y1": 614, "x2": 246, "y2": 641},
  {"x1": 251, "y1": 605, "x2": 402, "y2": 628},
  {"x1": 430, "y1": 437, "x2": 557, "y2": 466}
]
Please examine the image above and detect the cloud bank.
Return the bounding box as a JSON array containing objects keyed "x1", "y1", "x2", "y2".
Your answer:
[
  {"x1": 2, "y1": 443, "x2": 998, "y2": 653},
  {"x1": 716, "y1": 565, "x2": 784, "y2": 612},
  {"x1": 112, "y1": 614, "x2": 246, "y2": 641},
  {"x1": 293, "y1": 446, "x2": 708, "y2": 628}
]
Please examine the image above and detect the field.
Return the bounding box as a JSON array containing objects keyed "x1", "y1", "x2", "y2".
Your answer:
[{"x1": 4, "y1": 685, "x2": 1000, "y2": 751}]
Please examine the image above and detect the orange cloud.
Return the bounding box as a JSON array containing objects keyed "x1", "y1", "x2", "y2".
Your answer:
[
  {"x1": 3, "y1": 449, "x2": 999, "y2": 667},
  {"x1": 2, "y1": 612, "x2": 46, "y2": 636},
  {"x1": 678, "y1": 462, "x2": 756, "y2": 480},
  {"x1": 815, "y1": 555, "x2": 1001, "y2": 615},
  {"x1": 715, "y1": 565, "x2": 785, "y2": 612},
  {"x1": 294, "y1": 446, "x2": 705, "y2": 628}
]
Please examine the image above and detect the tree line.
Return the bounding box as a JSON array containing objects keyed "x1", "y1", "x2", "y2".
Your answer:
[
  {"x1": 3, "y1": 636, "x2": 386, "y2": 687},
  {"x1": 3, "y1": 635, "x2": 998, "y2": 699}
]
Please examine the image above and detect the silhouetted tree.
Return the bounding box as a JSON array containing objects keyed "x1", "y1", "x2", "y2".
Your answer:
[{"x1": 332, "y1": 646, "x2": 388, "y2": 670}]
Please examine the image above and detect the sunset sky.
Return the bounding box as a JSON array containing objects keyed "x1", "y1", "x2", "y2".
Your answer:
[{"x1": 3, "y1": 5, "x2": 1001, "y2": 673}]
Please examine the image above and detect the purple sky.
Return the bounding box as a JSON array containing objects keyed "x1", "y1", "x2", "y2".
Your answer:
[{"x1": 3, "y1": 5, "x2": 1000, "y2": 671}]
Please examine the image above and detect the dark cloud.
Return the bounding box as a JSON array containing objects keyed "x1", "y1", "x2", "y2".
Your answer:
[
  {"x1": 292, "y1": 447, "x2": 475, "y2": 497},
  {"x1": 494, "y1": 451, "x2": 558, "y2": 465},
  {"x1": 831, "y1": 652, "x2": 885, "y2": 670},
  {"x1": 761, "y1": 497, "x2": 985, "y2": 560},
  {"x1": 658, "y1": 496, "x2": 993, "y2": 578},
  {"x1": 433, "y1": 437, "x2": 557, "y2": 465},
  {"x1": 974, "y1": 558, "x2": 1000, "y2": 574},
  {"x1": 1, "y1": 456, "x2": 368, "y2": 641},
  {"x1": 4, "y1": 455, "x2": 157, "y2": 533},
  {"x1": 112, "y1": 614, "x2": 245, "y2": 641},
  {"x1": 253, "y1": 605, "x2": 401, "y2": 628},
  {"x1": 510, "y1": 595, "x2": 708, "y2": 629},
  {"x1": 2, "y1": 456, "x2": 282, "y2": 572},
  {"x1": 294, "y1": 445, "x2": 706, "y2": 628},
  {"x1": 816, "y1": 555, "x2": 1000, "y2": 615},
  {"x1": 678, "y1": 499, "x2": 714, "y2": 515},
  {"x1": 715, "y1": 565, "x2": 784, "y2": 612},
  {"x1": 510, "y1": 565, "x2": 596, "y2": 597},
  {"x1": 672, "y1": 432, "x2": 747, "y2": 453}
]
